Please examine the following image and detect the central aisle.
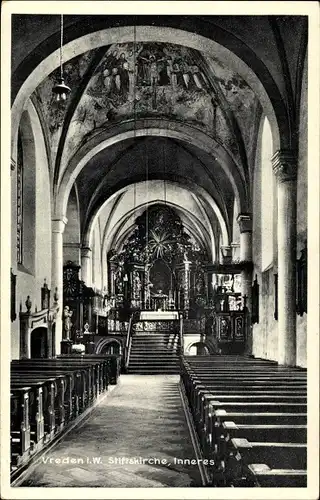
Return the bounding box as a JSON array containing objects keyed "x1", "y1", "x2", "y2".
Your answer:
[{"x1": 21, "y1": 375, "x2": 203, "y2": 488}]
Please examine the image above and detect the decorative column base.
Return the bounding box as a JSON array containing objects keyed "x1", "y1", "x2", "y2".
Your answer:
[
  {"x1": 86, "y1": 342, "x2": 96, "y2": 354},
  {"x1": 60, "y1": 339, "x2": 73, "y2": 355}
]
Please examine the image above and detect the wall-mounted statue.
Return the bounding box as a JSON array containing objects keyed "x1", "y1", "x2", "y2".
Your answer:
[{"x1": 63, "y1": 305, "x2": 73, "y2": 340}]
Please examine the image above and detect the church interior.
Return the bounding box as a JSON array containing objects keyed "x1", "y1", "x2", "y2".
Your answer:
[{"x1": 6, "y1": 12, "x2": 313, "y2": 490}]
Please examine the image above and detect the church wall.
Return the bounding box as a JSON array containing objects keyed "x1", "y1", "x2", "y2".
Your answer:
[
  {"x1": 252, "y1": 47, "x2": 307, "y2": 368},
  {"x1": 296, "y1": 51, "x2": 308, "y2": 368},
  {"x1": 11, "y1": 101, "x2": 52, "y2": 360}
]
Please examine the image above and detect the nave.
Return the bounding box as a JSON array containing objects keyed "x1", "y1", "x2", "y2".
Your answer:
[
  {"x1": 4, "y1": 6, "x2": 318, "y2": 496},
  {"x1": 17, "y1": 375, "x2": 202, "y2": 488},
  {"x1": 11, "y1": 352, "x2": 307, "y2": 488}
]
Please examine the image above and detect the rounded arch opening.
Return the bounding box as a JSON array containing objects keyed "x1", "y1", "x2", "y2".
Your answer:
[
  {"x1": 185, "y1": 341, "x2": 210, "y2": 356},
  {"x1": 30, "y1": 326, "x2": 48, "y2": 358},
  {"x1": 85, "y1": 177, "x2": 229, "y2": 252},
  {"x1": 56, "y1": 123, "x2": 249, "y2": 220},
  {"x1": 95, "y1": 338, "x2": 122, "y2": 355}
]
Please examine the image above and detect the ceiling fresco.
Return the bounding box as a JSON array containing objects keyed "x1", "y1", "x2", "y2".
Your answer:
[
  {"x1": 32, "y1": 49, "x2": 99, "y2": 170},
  {"x1": 32, "y1": 41, "x2": 260, "y2": 179}
]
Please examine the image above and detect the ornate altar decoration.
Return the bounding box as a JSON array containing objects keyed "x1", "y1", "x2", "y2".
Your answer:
[
  {"x1": 203, "y1": 263, "x2": 248, "y2": 354},
  {"x1": 63, "y1": 261, "x2": 83, "y2": 344},
  {"x1": 107, "y1": 205, "x2": 208, "y2": 318},
  {"x1": 62, "y1": 261, "x2": 98, "y2": 342}
]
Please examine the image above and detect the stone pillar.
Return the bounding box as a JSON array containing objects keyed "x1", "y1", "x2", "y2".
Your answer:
[
  {"x1": 272, "y1": 150, "x2": 297, "y2": 366},
  {"x1": 237, "y1": 214, "x2": 253, "y2": 299},
  {"x1": 51, "y1": 217, "x2": 67, "y2": 355},
  {"x1": 220, "y1": 245, "x2": 232, "y2": 264},
  {"x1": 231, "y1": 242, "x2": 240, "y2": 262},
  {"x1": 81, "y1": 246, "x2": 92, "y2": 286},
  {"x1": 237, "y1": 214, "x2": 253, "y2": 355}
]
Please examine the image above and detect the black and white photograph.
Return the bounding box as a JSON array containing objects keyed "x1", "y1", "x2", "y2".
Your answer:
[{"x1": 1, "y1": 1, "x2": 319, "y2": 498}]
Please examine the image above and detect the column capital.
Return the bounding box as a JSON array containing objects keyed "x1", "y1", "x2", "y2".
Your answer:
[
  {"x1": 81, "y1": 246, "x2": 92, "y2": 258},
  {"x1": 237, "y1": 213, "x2": 252, "y2": 233},
  {"x1": 221, "y1": 245, "x2": 233, "y2": 264},
  {"x1": 272, "y1": 150, "x2": 297, "y2": 182},
  {"x1": 52, "y1": 217, "x2": 68, "y2": 233}
]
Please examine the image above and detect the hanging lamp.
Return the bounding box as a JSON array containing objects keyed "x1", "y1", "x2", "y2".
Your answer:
[{"x1": 52, "y1": 14, "x2": 71, "y2": 102}]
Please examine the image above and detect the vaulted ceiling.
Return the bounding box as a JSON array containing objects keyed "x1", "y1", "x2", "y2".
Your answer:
[{"x1": 12, "y1": 15, "x2": 308, "y2": 259}]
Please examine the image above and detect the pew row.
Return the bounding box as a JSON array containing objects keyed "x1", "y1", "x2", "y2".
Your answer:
[
  {"x1": 180, "y1": 355, "x2": 307, "y2": 487},
  {"x1": 10, "y1": 354, "x2": 121, "y2": 481}
]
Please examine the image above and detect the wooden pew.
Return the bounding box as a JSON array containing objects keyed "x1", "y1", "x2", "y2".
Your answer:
[
  {"x1": 208, "y1": 410, "x2": 307, "y2": 461},
  {"x1": 58, "y1": 354, "x2": 121, "y2": 385},
  {"x1": 180, "y1": 356, "x2": 308, "y2": 487},
  {"x1": 11, "y1": 379, "x2": 45, "y2": 448},
  {"x1": 200, "y1": 395, "x2": 306, "y2": 455},
  {"x1": 246, "y1": 463, "x2": 307, "y2": 487},
  {"x1": 10, "y1": 386, "x2": 31, "y2": 468},
  {"x1": 12, "y1": 368, "x2": 74, "y2": 422},
  {"x1": 10, "y1": 356, "x2": 112, "y2": 477},
  {"x1": 224, "y1": 438, "x2": 307, "y2": 486},
  {"x1": 12, "y1": 364, "x2": 86, "y2": 417},
  {"x1": 11, "y1": 358, "x2": 108, "y2": 412},
  {"x1": 191, "y1": 384, "x2": 306, "y2": 432},
  {"x1": 11, "y1": 373, "x2": 66, "y2": 436},
  {"x1": 216, "y1": 422, "x2": 307, "y2": 472}
]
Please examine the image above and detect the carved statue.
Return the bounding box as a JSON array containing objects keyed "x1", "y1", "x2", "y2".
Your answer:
[{"x1": 63, "y1": 305, "x2": 73, "y2": 339}]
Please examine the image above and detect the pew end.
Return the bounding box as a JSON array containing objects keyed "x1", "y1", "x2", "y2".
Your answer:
[{"x1": 247, "y1": 463, "x2": 307, "y2": 487}]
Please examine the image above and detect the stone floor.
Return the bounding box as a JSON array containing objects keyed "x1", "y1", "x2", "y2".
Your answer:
[{"x1": 20, "y1": 375, "x2": 203, "y2": 487}]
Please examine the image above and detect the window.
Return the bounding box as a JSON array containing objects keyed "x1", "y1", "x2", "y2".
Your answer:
[
  {"x1": 261, "y1": 117, "x2": 274, "y2": 270},
  {"x1": 16, "y1": 131, "x2": 23, "y2": 264}
]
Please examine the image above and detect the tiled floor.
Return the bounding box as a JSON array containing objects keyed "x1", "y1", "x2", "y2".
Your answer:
[{"x1": 20, "y1": 375, "x2": 203, "y2": 487}]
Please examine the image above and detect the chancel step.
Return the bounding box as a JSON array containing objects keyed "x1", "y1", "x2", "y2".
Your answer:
[{"x1": 127, "y1": 329, "x2": 180, "y2": 374}]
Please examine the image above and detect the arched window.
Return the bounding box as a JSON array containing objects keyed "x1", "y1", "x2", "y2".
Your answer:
[
  {"x1": 261, "y1": 117, "x2": 274, "y2": 271},
  {"x1": 17, "y1": 112, "x2": 36, "y2": 274},
  {"x1": 16, "y1": 131, "x2": 23, "y2": 264}
]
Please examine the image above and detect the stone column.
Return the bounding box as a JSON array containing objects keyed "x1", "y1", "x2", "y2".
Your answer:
[
  {"x1": 220, "y1": 245, "x2": 232, "y2": 264},
  {"x1": 51, "y1": 217, "x2": 67, "y2": 355},
  {"x1": 81, "y1": 246, "x2": 92, "y2": 286},
  {"x1": 237, "y1": 214, "x2": 253, "y2": 299},
  {"x1": 237, "y1": 214, "x2": 253, "y2": 355},
  {"x1": 272, "y1": 150, "x2": 297, "y2": 366}
]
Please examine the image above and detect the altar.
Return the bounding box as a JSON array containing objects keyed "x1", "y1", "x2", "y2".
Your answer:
[
  {"x1": 151, "y1": 290, "x2": 168, "y2": 311},
  {"x1": 140, "y1": 310, "x2": 179, "y2": 321}
]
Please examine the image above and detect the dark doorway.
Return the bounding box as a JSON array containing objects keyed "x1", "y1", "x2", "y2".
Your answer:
[
  {"x1": 100, "y1": 340, "x2": 122, "y2": 355},
  {"x1": 30, "y1": 327, "x2": 48, "y2": 358}
]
